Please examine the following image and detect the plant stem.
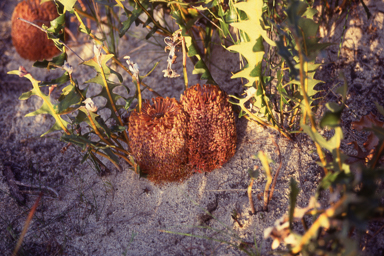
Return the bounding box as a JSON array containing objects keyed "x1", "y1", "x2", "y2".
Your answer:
[
  {"x1": 131, "y1": 0, "x2": 171, "y2": 36},
  {"x1": 291, "y1": 195, "x2": 346, "y2": 254},
  {"x1": 99, "y1": 65, "x2": 130, "y2": 144},
  {"x1": 248, "y1": 179, "x2": 255, "y2": 214},
  {"x1": 269, "y1": 137, "x2": 282, "y2": 202},
  {"x1": 242, "y1": 108, "x2": 291, "y2": 140},
  {"x1": 295, "y1": 34, "x2": 328, "y2": 175},
  {"x1": 92, "y1": 150, "x2": 122, "y2": 171},
  {"x1": 181, "y1": 34, "x2": 188, "y2": 90},
  {"x1": 259, "y1": 151, "x2": 272, "y2": 211},
  {"x1": 12, "y1": 193, "x2": 42, "y2": 256}
]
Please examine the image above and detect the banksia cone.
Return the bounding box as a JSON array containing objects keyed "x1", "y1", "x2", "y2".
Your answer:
[
  {"x1": 181, "y1": 84, "x2": 237, "y2": 172},
  {"x1": 11, "y1": 0, "x2": 61, "y2": 60},
  {"x1": 129, "y1": 97, "x2": 190, "y2": 183}
]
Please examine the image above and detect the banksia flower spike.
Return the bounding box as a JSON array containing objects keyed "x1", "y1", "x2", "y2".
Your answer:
[
  {"x1": 129, "y1": 97, "x2": 190, "y2": 183},
  {"x1": 11, "y1": 0, "x2": 61, "y2": 60},
  {"x1": 181, "y1": 84, "x2": 237, "y2": 172}
]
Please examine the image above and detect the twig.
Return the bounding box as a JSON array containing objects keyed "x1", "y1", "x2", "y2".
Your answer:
[
  {"x1": 19, "y1": 190, "x2": 57, "y2": 200},
  {"x1": 12, "y1": 193, "x2": 42, "y2": 256},
  {"x1": 291, "y1": 195, "x2": 346, "y2": 254},
  {"x1": 269, "y1": 137, "x2": 282, "y2": 202},
  {"x1": 366, "y1": 224, "x2": 384, "y2": 244},
  {"x1": 206, "y1": 189, "x2": 249, "y2": 192},
  {"x1": 181, "y1": 33, "x2": 188, "y2": 90},
  {"x1": 248, "y1": 179, "x2": 256, "y2": 214},
  {"x1": 194, "y1": 9, "x2": 223, "y2": 33},
  {"x1": 17, "y1": 18, "x2": 84, "y2": 62},
  {"x1": 13, "y1": 180, "x2": 59, "y2": 198}
]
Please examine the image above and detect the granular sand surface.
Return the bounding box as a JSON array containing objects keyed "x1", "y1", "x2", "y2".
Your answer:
[{"x1": 1, "y1": 1, "x2": 383, "y2": 255}]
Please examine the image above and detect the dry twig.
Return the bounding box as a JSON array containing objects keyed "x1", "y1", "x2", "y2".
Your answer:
[{"x1": 269, "y1": 137, "x2": 282, "y2": 202}]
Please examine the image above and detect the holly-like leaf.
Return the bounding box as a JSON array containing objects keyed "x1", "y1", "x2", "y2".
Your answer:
[
  {"x1": 57, "y1": 83, "x2": 86, "y2": 114},
  {"x1": 34, "y1": 52, "x2": 67, "y2": 70},
  {"x1": 8, "y1": 69, "x2": 70, "y2": 137},
  {"x1": 302, "y1": 125, "x2": 343, "y2": 153},
  {"x1": 57, "y1": 0, "x2": 77, "y2": 12},
  {"x1": 83, "y1": 54, "x2": 125, "y2": 122},
  {"x1": 117, "y1": 0, "x2": 150, "y2": 37},
  {"x1": 41, "y1": 72, "x2": 70, "y2": 86},
  {"x1": 227, "y1": 0, "x2": 274, "y2": 88}
]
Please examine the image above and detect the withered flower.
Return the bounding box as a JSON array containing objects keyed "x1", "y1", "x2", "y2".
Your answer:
[
  {"x1": 129, "y1": 97, "x2": 190, "y2": 183},
  {"x1": 11, "y1": 0, "x2": 61, "y2": 60},
  {"x1": 181, "y1": 84, "x2": 237, "y2": 172}
]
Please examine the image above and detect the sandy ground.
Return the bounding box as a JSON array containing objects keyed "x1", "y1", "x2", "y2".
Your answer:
[{"x1": 0, "y1": 0, "x2": 384, "y2": 255}]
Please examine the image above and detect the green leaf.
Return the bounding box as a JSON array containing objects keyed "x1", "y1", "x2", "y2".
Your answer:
[
  {"x1": 46, "y1": 13, "x2": 66, "y2": 34},
  {"x1": 302, "y1": 7, "x2": 318, "y2": 19},
  {"x1": 301, "y1": 125, "x2": 343, "y2": 153},
  {"x1": 40, "y1": 72, "x2": 70, "y2": 86},
  {"x1": 8, "y1": 70, "x2": 70, "y2": 136},
  {"x1": 61, "y1": 134, "x2": 98, "y2": 150},
  {"x1": 83, "y1": 53, "x2": 125, "y2": 122},
  {"x1": 248, "y1": 168, "x2": 259, "y2": 180},
  {"x1": 289, "y1": 178, "x2": 300, "y2": 230},
  {"x1": 319, "y1": 172, "x2": 339, "y2": 190},
  {"x1": 337, "y1": 72, "x2": 348, "y2": 103},
  {"x1": 102, "y1": 148, "x2": 120, "y2": 169},
  {"x1": 326, "y1": 102, "x2": 343, "y2": 113},
  {"x1": 320, "y1": 102, "x2": 344, "y2": 129},
  {"x1": 359, "y1": 0, "x2": 372, "y2": 19},
  {"x1": 57, "y1": 83, "x2": 85, "y2": 114},
  {"x1": 57, "y1": 0, "x2": 77, "y2": 12},
  {"x1": 375, "y1": 102, "x2": 384, "y2": 117},
  {"x1": 320, "y1": 111, "x2": 341, "y2": 129},
  {"x1": 226, "y1": 0, "x2": 273, "y2": 88},
  {"x1": 78, "y1": 107, "x2": 111, "y2": 138},
  {"x1": 118, "y1": 0, "x2": 150, "y2": 37},
  {"x1": 33, "y1": 52, "x2": 67, "y2": 69}
]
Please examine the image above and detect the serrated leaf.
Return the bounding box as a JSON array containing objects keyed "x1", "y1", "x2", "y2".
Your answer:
[
  {"x1": 83, "y1": 53, "x2": 125, "y2": 122},
  {"x1": 57, "y1": 83, "x2": 85, "y2": 114},
  {"x1": 57, "y1": 0, "x2": 77, "y2": 12},
  {"x1": 117, "y1": 0, "x2": 150, "y2": 37},
  {"x1": 41, "y1": 73, "x2": 70, "y2": 86},
  {"x1": 78, "y1": 107, "x2": 111, "y2": 138},
  {"x1": 61, "y1": 133, "x2": 110, "y2": 150},
  {"x1": 8, "y1": 70, "x2": 70, "y2": 136},
  {"x1": 46, "y1": 13, "x2": 66, "y2": 34},
  {"x1": 302, "y1": 7, "x2": 318, "y2": 19},
  {"x1": 227, "y1": 0, "x2": 272, "y2": 88},
  {"x1": 33, "y1": 52, "x2": 67, "y2": 69},
  {"x1": 302, "y1": 125, "x2": 343, "y2": 153}
]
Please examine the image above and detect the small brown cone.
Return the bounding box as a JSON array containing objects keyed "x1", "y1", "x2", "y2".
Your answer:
[
  {"x1": 129, "y1": 97, "x2": 190, "y2": 183},
  {"x1": 181, "y1": 84, "x2": 237, "y2": 172},
  {"x1": 11, "y1": 0, "x2": 61, "y2": 61}
]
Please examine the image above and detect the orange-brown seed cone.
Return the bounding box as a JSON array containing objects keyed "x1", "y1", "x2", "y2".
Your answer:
[
  {"x1": 129, "y1": 97, "x2": 191, "y2": 184},
  {"x1": 11, "y1": 0, "x2": 61, "y2": 61},
  {"x1": 181, "y1": 84, "x2": 237, "y2": 172}
]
